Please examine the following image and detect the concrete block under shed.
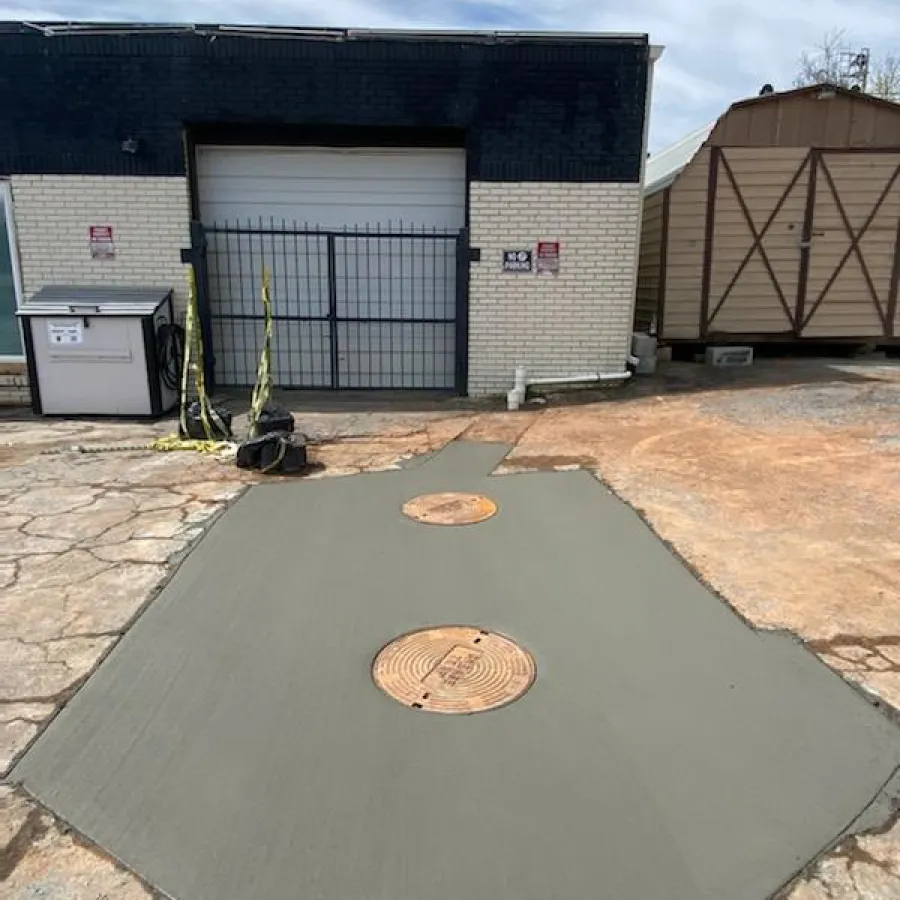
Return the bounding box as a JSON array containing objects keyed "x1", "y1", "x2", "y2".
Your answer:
[{"x1": 705, "y1": 346, "x2": 754, "y2": 367}]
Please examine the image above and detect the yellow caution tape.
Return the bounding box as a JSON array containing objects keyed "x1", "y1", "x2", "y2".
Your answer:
[
  {"x1": 150, "y1": 436, "x2": 235, "y2": 454},
  {"x1": 259, "y1": 434, "x2": 288, "y2": 474},
  {"x1": 153, "y1": 266, "x2": 232, "y2": 454},
  {"x1": 248, "y1": 268, "x2": 274, "y2": 439}
]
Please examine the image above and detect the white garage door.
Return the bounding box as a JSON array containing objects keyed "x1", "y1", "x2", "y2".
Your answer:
[{"x1": 195, "y1": 146, "x2": 467, "y2": 390}]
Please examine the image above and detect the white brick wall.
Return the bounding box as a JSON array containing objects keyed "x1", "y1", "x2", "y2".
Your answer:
[
  {"x1": 6, "y1": 175, "x2": 641, "y2": 401},
  {"x1": 467, "y1": 181, "x2": 642, "y2": 396},
  {"x1": 0, "y1": 365, "x2": 28, "y2": 406},
  {"x1": 10, "y1": 175, "x2": 191, "y2": 312}
]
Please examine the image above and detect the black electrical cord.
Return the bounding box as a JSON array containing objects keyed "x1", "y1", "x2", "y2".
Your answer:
[{"x1": 156, "y1": 320, "x2": 185, "y2": 392}]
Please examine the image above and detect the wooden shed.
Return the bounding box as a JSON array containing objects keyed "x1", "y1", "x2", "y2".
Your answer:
[{"x1": 636, "y1": 85, "x2": 900, "y2": 343}]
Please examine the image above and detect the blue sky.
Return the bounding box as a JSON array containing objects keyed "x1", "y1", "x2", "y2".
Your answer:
[{"x1": 3, "y1": 0, "x2": 898, "y2": 153}]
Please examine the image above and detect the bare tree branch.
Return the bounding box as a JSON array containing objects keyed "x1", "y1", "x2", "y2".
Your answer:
[
  {"x1": 870, "y1": 54, "x2": 900, "y2": 101},
  {"x1": 794, "y1": 30, "x2": 847, "y2": 88}
]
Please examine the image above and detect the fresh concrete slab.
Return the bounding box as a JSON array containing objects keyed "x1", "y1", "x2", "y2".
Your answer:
[{"x1": 13, "y1": 441, "x2": 900, "y2": 900}]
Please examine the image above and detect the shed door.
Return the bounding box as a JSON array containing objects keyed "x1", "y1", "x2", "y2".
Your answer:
[
  {"x1": 704, "y1": 148, "x2": 811, "y2": 336},
  {"x1": 195, "y1": 146, "x2": 467, "y2": 390},
  {"x1": 702, "y1": 148, "x2": 900, "y2": 339},
  {"x1": 799, "y1": 151, "x2": 900, "y2": 338}
]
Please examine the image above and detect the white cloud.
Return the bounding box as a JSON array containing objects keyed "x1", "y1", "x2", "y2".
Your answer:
[{"x1": 2, "y1": 0, "x2": 899, "y2": 152}]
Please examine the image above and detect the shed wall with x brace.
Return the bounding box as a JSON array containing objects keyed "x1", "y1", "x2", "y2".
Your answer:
[{"x1": 637, "y1": 85, "x2": 900, "y2": 342}]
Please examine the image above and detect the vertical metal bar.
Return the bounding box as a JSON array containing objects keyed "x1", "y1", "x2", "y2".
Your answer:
[
  {"x1": 353, "y1": 224, "x2": 361, "y2": 388},
  {"x1": 231, "y1": 219, "x2": 243, "y2": 386},
  {"x1": 440, "y1": 229, "x2": 446, "y2": 389},
  {"x1": 442, "y1": 230, "x2": 449, "y2": 388},
  {"x1": 387, "y1": 221, "x2": 394, "y2": 388},
  {"x1": 431, "y1": 226, "x2": 447, "y2": 387},
  {"x1": 433, "y1": 230, "x2": 438, "y2": 388},
  {"x1": 308, "y1": 227, "x2": 318, "y2": 387},
  {"x1": 212, "y1": 223, "x2": 221, "y2": 387},
  {"x1": 189, "y1": 220, "x2": 216, "y2": 395},
  {"x1": 365, "y1": 224, "x2": 372, "y2": 389},
  {"x1": 408, "y1": 226, "x2": 414, "y2": 388},
  {"x1": 454, "y1": 227, "x2": 469, "y2": 395},
  {"x1": 301, "y1": 224, "x2": 311, "y2": 386},
  {"x1": 274, "y1": 217, "x2": 287, "y2": 389},
  {"x1": 376, "y1": 222, "x2": 384, "y2": 390},
  {"x1": 218, "y1": 222, "x2": 231, "y2": 387},
  {"x1": 420, "y1": 226, "x2": 426, "y2": 388},
  {"x1": 342, "y1": 227, "x2": 350, "y2": 388},
  {"x1": 327, "y1": 233, "x2": 339, "y2": 389},
  {"x1": 411, "y1": 225, "x2": 418, "y2": 388},
  {"x1": 245, "y1": 220, "x2": 258, "y2": 387},
  {"x1": 398, "y1": 220, "x2": 404, "y2": 388},
  {"x1": 292, "y1": 224, "x2": 302, "y2": 387}
]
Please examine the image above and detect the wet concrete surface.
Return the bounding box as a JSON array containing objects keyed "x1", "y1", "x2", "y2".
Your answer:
[{"x1": 13, "y1": 441, "x2": 900, "y2": 900}]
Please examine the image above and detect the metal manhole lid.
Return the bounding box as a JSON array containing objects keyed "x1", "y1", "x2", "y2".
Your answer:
[
  {"x1": 372, "y1": 626, "x2": 536, "y2": 714},
  {"x1": 402, "y1": 492, "x2": 498, "y2": 526}
]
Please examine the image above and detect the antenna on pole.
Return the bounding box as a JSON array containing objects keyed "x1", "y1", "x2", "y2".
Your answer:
[{"x1": 839, "y1": 47, "x2": 870, "y2": 92}]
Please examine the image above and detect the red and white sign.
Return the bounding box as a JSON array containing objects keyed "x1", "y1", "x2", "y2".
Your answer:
[
  {"x1": 89, "y1": 225, "x2": 115, "y2": 260},
  {"x1": 536, "y1": 240, "x2": 560, "y2": 276}
]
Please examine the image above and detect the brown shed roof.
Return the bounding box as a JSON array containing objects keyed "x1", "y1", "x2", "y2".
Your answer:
[
  {"x1": 646, "y1": 83, "x2": 900, "y2": 195},
  {"x1": 729, "y1": 83, "x2": 900, "y2": 115}
]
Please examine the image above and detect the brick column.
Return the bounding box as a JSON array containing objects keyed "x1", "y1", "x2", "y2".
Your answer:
[{"x1": 466, "y1": 182, "x2": 642, "y2": 396}]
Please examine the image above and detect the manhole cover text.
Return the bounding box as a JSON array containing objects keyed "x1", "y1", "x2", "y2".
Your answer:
[
  {"x1": 402, "y1": 493, "x2": 498, "y2": 526},
  {"x1": 372, "y1": 626, "x2": 536, "y2": 714}
]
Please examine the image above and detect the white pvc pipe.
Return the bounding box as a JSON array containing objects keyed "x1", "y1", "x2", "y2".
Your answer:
[
  {"x1": 507, "y1": 367, "x2": 632, "y2": 409},
  {"x1": 514, "y1": 365, "x2": 527, "y2": 394},
  {"x1": 525, "y1": 371, "x2": 632, "y2": 386}
]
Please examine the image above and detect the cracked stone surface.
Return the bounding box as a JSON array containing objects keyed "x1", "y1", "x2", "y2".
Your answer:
[
  {"x1": 3, "y1": 359, "x2": 900, "y2": 897},
  {"x1": 0, "y1": 455, "x2": 251, "y2": 778},
  {"x1": 784, "y1": 820, "x2": 900, "y2": 899},
  {"x1": 1, "y1": 787, "x2": 153, "y2": 898}
]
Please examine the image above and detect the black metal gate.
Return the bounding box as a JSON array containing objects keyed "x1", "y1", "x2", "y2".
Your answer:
[{"x1": 191, "y1": 220, "x2": 469, "y2": 393}]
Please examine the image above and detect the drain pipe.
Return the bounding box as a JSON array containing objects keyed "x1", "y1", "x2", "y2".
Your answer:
[{"x1": 507, "y1": 364, "x2": 634, "y2": 411}]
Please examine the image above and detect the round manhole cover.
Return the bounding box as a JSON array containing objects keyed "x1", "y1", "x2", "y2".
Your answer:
[
  {"x1": 402, "y1": 492, "x2": 498, "y2": 526},
  {"x1": 372, "y1": 626, "x2": 536, "y2": 714}
]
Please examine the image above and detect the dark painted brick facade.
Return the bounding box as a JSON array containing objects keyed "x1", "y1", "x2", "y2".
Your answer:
[{"x1": 0, "y1": 26, "x2": 649, "y2": 182}]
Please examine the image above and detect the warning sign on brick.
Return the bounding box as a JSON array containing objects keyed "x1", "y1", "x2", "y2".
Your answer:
[
  {"x1": 89, "y1": 225, "x2": 116, "y2": 260},
  {"x1": 502, "y1": 249, "x2": 532, "y2": 273},
  {"x1": 536, "y1": 241, "x2": 560, "y2": 276}
]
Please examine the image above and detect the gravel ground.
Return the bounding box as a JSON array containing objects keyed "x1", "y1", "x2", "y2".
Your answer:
[{"x1": 700, "y1": 370, "x2": 900, "y2": 428}]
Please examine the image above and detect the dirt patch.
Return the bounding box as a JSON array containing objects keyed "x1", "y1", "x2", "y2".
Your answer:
[{"x1": 501, "y1": 453, "x2": 599, "y2": 470}]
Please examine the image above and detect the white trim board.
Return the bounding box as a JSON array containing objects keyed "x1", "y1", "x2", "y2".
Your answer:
[{"x1": 0, "y1": 180, "x2": 25, "y2": 361}]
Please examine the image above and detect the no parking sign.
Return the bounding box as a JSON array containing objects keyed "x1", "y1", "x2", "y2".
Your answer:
[{"x1": 502, "y1": 249, "x2": 532, "y2": 272}]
